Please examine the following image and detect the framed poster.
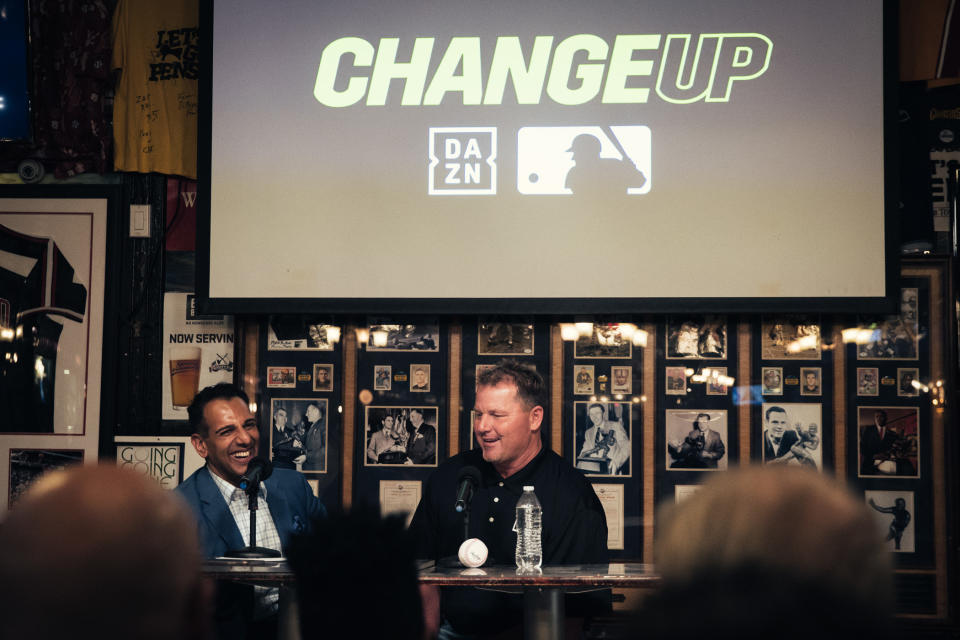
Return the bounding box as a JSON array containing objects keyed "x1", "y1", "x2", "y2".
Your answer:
[{"x1": 0, "y1": 187, "x2": 116, "y2": 511}]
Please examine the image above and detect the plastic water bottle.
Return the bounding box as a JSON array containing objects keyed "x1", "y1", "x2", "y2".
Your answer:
[{"x1": 514, "y1": 485, "x2": 542, "y2": 570}]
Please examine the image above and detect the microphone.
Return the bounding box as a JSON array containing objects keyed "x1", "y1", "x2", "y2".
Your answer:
[
  {"x1": 454, "y1": 466, "x2": 481, "y2": 513},
  {"x1": 239, "y1": 457, "x2": 273, "y2": 493}
]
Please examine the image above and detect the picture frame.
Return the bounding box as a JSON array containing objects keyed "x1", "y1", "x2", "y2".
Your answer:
[
  {"x1": 374, "y1": 365, "x2": 392, "y2": 391},
  {"x1": 0, "y1": 186, "x2": 116, "y2": 511},
  {"x1": 857, "y1": 406, "x2": 920, "y2": 479},
  {"x1": 574, "y1": 323, "x2": 632, "y2": 359},
  {"x1": 364, "y1": 406, "x2": 439, "y2": 467},
  {"x1": 573, "y1": 401, "x2": 632, "y2": 477},
  {"x1": 573, "y1": 365, "x2": 595, "y2": 395},
  {"x1": 665, "y1": 410, "x2": 728, "y2": 471},
  {"x1": 865, "y1": 490, "x2": 916, "y2": 553},
  {"x1": 665, "y1": 366, "x2": 687, "y2": 396},
  {"x1": 897, "y1": 367, "x2": 920, "y2": 397},
  {"x1": 410, "y1": 364, "x2": 431, "y2": 392},
  {"x1": 312, "y1": 364, "x2": 334, "y2": 392},
  {"x1": 267, "y1": 366, "x2": 297, "y2": 388},
  {"x1": 760, "y1": 315, "x2": 822, "y2": 360},
  {"x1": 366, "y1": 320, "x2": 439, "y2": 352},
  {"x1": 761, "y1": 367, "x2": 783, "y2": 395},
  {"x1": 665, "y1": 316, "x2": 727, "y2": 359},
  {"x1": 759, "y1": 403, "x2": 823, "y2": 470},
  {"x1": 705, "y1": 366, "x2": 729, "y2": 395},
  {"x1": 799, "y1": 367, "x2": 822, "y2": 396},
  {"x1": 477, "y1": 321, "x2": 534, "y2": 355},
  {"x1": 857, "y1": 367, "x2": 879, "y2": 396},
  {"x1": 9, "y1": 448, "x2": 85, "y2": 509},
  {"x1": 857, "y1": 288, "x2": 919, "y2": 360},
  {"x1": 610, "y1": 366, "x2": 632, "y2": 394},
  {"x1": 266, "y1": 317, "x2": 338, "y2": 351},
  {"x1": 269, "y1": 398, "x2": 328, "y2": 473}
]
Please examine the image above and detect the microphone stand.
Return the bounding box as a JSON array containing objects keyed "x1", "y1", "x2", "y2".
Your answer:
[{"x1": 225, "y1": 481, "x2": 282, "y2": 559}]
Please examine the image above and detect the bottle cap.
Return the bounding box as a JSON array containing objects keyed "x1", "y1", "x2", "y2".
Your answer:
[{"x1": 523, "y1": 485, "x2": 534, "y2": 491}]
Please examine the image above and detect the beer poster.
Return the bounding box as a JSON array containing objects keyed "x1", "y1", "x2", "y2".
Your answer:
[{"x1": 162, "y1": 292, "x2": 235, "y2": 420}]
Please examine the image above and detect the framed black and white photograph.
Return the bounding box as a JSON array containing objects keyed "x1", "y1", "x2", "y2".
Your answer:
[
  {"x1": 857, "y1": 367, "x2": 879, "y2": 396},
  {"x1": 266, "y1": 366, "x2": 296, "y2": 388},
  {"x1": 574, "y1": 365, "x2": 595, "y2": 395},
  {"x1": 761, "y1": 367, "x2": 783, "y2": 395},
  {"x1": 705, "y1": 367, "x2": 729, "y2": 396},
  {"x1": 857, "y1": 288, "x2": 919, "y2": 360},
  {"x1": 666, "y1": 316, "x2": 726, "y2": 359},
  {"x1": 364, "y1": 406, "x2": 438, "y2": 467},
  {"x1": 610, "y1": 366, "x2": 632, "y2": 394},
  {"x1": 897, "y1": 368, "x2": 920, "y2": 397},
  {"x1": 665, "y1": 410, "x2": 728, "y2": 471},
  {"x1": 665, "y1": 366, "x2": 687, "y2": 396},
  {"x1": 9, "y1": 449, "x2": 84, "y2": 509},
  {"x1": 760, "y1": 315, "x2": 821, "y2": 360},
  {"x1": 410, "y1": 364, "x2": 431, "y2": 393},
  {"x1": 366, "y1": 321, "x2": 439, "y2": 352},
  {"x1": 573, "y1": 323, "x2": 632, "y2": 359},
  {"x1": 269, "y1": 398, "x2": 328, "y2": 473},
  {"x1": 267, "y1": 317, "x2": 338, "y2": 351},
  {"x1": 760, "y1": 403, "x2": 822, "y2": 470},
  {"x1": 312, "y1": 364, "x2": 334, "y2": 392},
  {"x1": 374, "y1": 365, "x2": 392, "y2": 391},
  {"x1": 478, "y1": 321, "x2": 534, "y2": 355},
  {"x1": 865, "y1": 490, "x2": 915, "y2": 553},
  {"x1": 857, "y1": 406, "x2": 919, "y2": 479},
  {"x1": 799, "y1": 367, "x2": 822, "y2": 396},
  {"x1": 573, "y1": 401, "x2": 631, "y2": 477}
]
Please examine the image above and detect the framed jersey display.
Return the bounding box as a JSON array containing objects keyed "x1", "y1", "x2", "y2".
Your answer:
[{"x1": 0, "y1": 186, "x2": 117, "y2": 510}]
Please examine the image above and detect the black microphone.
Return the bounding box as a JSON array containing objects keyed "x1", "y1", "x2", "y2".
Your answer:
[
  {"x1": 454, "y1": 466, "x2": 481, "y2": 513},
  {"x1": 239, "y1": 457, "x2": 273, "y2": 493}
]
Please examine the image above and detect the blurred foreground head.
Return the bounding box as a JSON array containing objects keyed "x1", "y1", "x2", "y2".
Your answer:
[
  {"x1": 646, "y1": 466, "x2": 893, "y2": 640},
  {"x1": 288, "y1": 508, "x2": 423, "y2": 640},
  {"x1": 0, "y1": 465, "x2": 207, "y2": 640}
]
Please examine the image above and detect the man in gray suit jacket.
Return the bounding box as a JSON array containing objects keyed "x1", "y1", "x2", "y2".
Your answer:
[{"x1": 177, "y1": 383, "x2": 326, "y2": 640}]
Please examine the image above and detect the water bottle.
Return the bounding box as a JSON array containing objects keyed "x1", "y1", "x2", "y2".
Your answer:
[{"x1": 513, "y1": 485, "x2": 542, "y2": 571}]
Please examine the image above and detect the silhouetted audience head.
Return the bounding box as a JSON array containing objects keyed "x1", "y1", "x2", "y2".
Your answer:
[
  {"x1": 0, "y1": 465, "x2": 208, "y2": 640},
  {"x1": 288, "y1": 508, "x2": 423, "y2": 640},
  {"x1": 640, "y1": 466, "x2": 894, "y2": 640}
]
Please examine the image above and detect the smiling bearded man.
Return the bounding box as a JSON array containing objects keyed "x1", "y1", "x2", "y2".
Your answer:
[
  {"x1": 177, "y1": 382, "x2": 326, "y2": 640},
  {"x1": 409, "y1": 361, "x2": 609, "y2": 639}
]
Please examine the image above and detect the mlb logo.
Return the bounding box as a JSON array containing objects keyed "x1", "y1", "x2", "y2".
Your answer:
[
  {"x1": 428, "y1": 127, "x2": 497, "y2": 195},
  {"x1": 517, "y1": 126, "x2": 651, "y2": 195}
]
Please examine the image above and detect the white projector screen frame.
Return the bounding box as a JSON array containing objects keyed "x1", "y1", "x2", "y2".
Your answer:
[{"x1": 198, "y1": 0, "x2": 899, "y2": 314}]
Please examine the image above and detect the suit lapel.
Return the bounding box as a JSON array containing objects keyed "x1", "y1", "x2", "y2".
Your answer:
[{"x1": 197, "y1": 467, "x2": 245, "y2": 553}]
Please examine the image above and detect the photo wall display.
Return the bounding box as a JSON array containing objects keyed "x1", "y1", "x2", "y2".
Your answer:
[
  {"x1": 562, "y1": 322, "x2": 644, "y2": 559},
  {"x1": 258, "y1": 317, "x2": 343, "y2": 509},
  {"x1": 750, "y1": 315, "x2": 834, "y2": 473},
  {"x1": 656, "y1": 315, "x2": 739, "y2": 505},
  {"x1": 459, "y1": 320, "x2": 551, "y2": 452},
  {"x1": 846, "y1": 279, "x2": 934, "y2": 571},
  {"x1": 353, "y1": 319, "x2": 448, "y2": 511}
]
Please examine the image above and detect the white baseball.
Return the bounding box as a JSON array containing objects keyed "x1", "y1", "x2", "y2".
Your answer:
[{"x1": 458, "y1": 538, "x2": 488, "y2": 568}]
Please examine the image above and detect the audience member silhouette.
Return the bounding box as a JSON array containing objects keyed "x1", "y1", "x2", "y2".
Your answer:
[{"x1": 0, "y1": 465, "x2": 209, "y2": 640}]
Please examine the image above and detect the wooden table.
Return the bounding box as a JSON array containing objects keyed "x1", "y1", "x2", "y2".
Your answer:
[
  {"x1": 420, "y1": 562, "x2": 659, "y2": 640},
  {"x1": 202, "y1": 560, "x2": 660, "y2": 640}
]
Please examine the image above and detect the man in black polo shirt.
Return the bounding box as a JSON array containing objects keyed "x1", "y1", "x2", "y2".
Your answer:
[{"x1": 409, "y1": 360, "x2": 609, "y2": 638}]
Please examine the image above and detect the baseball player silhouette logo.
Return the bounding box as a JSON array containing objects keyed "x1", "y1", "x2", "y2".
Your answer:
[{"x1": 517, "y1": 125, "x2": 650, "y2": 195}]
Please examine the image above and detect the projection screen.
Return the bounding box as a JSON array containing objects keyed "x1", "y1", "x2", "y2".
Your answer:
[{"x1": 199, "y1": 0, "x2": 897, "y2": 313}]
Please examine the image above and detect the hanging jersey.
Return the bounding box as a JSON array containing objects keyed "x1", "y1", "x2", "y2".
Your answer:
[{"x1": 111, "y1": 0, "x2": 199, "y2": 178}]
